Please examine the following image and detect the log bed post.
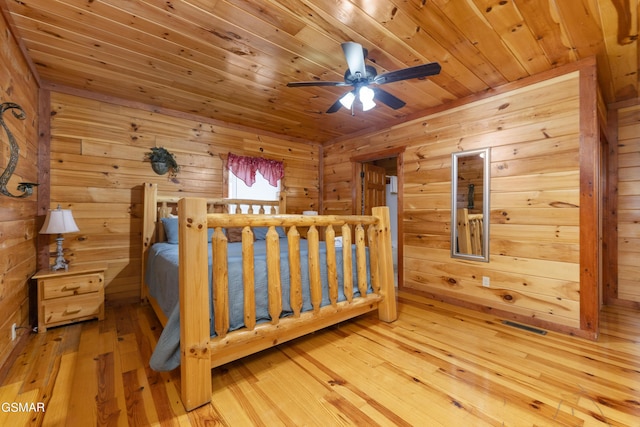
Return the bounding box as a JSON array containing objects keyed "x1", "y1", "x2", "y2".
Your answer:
[
  {"x1": 178, "y1": 197, "x2": 212, "y2": 410},
  {"x1": 372, "y1": 206, "x2": 397, "y2": 322},
  {"x1": 141, "y1": 183, "x2": 158, "y2": 301}
]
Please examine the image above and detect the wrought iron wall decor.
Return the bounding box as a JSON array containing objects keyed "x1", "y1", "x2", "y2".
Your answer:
[{"x1": 0, "y1": 102, "x2": 38, "y2": 198}]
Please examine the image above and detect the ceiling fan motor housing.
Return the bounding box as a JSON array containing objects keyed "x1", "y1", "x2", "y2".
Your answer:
[{"x1": 344, "y1": 65, "x2": 378, "y2": 85}]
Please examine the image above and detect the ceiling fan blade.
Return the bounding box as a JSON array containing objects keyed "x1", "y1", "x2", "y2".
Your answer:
[
  {"x1": 287, "y1": 81, "x2": 347, "y2": 87},
  {"x1": 342, "y1": 42, "x2": 367, "y2": 78},
  {"x1": 326, "y1": 98, "x2": 344, "y2": 114},
  {"x1": 374, "y1": 62, "x2": 441, "y2": 85},
  {"x1": 373, "y1": 88, "x2": 406, "y2": 110}
]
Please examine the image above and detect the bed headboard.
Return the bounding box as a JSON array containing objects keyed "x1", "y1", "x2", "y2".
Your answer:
[{"x1": 141, "y1": 182, "x2": 287, "y2": 301}]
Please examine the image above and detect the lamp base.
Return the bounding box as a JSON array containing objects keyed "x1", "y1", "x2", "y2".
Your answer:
[{"x1": 50, "y1": 235, "x2": 69, "y2": 271}]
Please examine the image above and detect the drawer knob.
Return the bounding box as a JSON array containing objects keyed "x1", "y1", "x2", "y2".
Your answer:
[
  {"x1": 62, "y1": 285, "x2": 81, "y2": 292},
  {"x1": 63, "y1": 308, "x2": 82, "y2": 315}
]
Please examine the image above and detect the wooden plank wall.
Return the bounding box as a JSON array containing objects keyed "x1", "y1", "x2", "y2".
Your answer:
[
  {"x1": 47, "y1": 91, "x2": 320, "y2": 302},
  {"x1": 616, "y1": 104, "x2": 640, "y2": 304},
  {"x1": 324, "y1": 67, "x2": 586, "y2": 333},
  {"x1": 0, "y1": 13, "x2": 39, "y2": 367}
]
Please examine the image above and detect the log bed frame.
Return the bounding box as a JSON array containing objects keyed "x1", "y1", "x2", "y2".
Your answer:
[{"x1": 141, "y1": 182, "x2": 397, "y2": 410}]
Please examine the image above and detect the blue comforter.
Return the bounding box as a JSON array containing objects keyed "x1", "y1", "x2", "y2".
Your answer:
[{"x1": 146, "y1": 238, "x2": 369, "y2": 370}]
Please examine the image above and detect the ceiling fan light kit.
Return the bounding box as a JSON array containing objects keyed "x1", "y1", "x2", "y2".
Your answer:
[
  {"x1": 339, "y1": 91, "x2": 356, "y2": 109},
  {"x1": 359, "y1": 86, "x2": 376, "y2": 111},
  {"x1": 287, "y1": 42, "x2": 441, "y2": 114}
]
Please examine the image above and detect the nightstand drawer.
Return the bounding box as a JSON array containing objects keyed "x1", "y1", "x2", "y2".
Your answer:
[
  {"x1": 42, "y1": 293, "x2": 103, "y2": 326},
  {"x1": 41, "y1": 273, "x2": 103, "y2": 300}
]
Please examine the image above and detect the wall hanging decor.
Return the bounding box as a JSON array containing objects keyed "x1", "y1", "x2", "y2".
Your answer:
[
  {"x1": 145, "y1": 147, "x2": 180, "y2": 177},
  {"x1": 0, "y1": 102, "x2": 38, "y2": 198}
]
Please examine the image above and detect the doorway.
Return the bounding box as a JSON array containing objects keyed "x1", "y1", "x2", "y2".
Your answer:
[{"x1": 352, "y1": 148, "x2": 404, "y2": 288}]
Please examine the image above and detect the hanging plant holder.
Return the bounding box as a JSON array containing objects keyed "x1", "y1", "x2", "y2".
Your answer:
[
  {"x1": 151, "y1": 161, "x2": 170, "y2": 175},
  {"x1": 145, "y1": 147, "x2": 180, "y2": 177}
]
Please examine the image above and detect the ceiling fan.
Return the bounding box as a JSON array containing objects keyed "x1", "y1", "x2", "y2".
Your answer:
[{"x1": 287, "y1": 42, "x2": 441, "y2": 114}]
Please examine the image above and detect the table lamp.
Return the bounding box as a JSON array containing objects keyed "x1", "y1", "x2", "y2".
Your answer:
[{"x1": 40, "y1": 205, "x2": 79, "y2": 271}]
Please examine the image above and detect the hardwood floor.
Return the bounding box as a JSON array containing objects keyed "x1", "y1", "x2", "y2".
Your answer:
[{"x1": 1, "y1": 291, "x2": 638, "y2": 426}]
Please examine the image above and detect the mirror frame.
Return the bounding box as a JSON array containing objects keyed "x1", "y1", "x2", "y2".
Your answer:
[{"x1": 451, "y1": 147, "x2": 490, "y2": 262}]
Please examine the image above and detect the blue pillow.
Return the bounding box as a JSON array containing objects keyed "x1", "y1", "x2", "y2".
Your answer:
[
  {"x1": 161, "y1": 217, "x2": 179, "y2": 244},
  {"x1": 161, "y1": 217, "x2": 214, "y2": 244},
  {"x1": 253, "y1": 226, "x2": 287, "y2": 240}
]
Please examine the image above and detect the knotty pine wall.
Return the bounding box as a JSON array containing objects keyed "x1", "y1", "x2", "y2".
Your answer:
[
  {"x1": 47, "y1": 91, "x2": 320, "y2": 302},
  {"x1": 616, "y1": 104, "x2": 640, "y2": 305},
  {"x1": 0, "y1": 15, "x2": 39, "y2": 367},
  {"x1": 324, "y1": 64, "x2": 596, "y2": 335}
]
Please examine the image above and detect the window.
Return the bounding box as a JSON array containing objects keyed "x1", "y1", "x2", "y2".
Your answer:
[
  {"x1": 226, "y1": 153, "x2": 284, "y2": 213},
  {"x1": 228, "y1": 169, "x2": 280, "y2": 214}
]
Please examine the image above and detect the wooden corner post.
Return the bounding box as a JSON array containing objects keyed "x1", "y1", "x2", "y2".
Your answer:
[
  {"x1": 141, "y1": 183, "x2": 158, "y2": 301},
  {"x1": 178, "y1": 197, "x2": 212, "y2": 410},
  {"x1": 372, "y1": 206, "x2": 397, "y2": 322}
]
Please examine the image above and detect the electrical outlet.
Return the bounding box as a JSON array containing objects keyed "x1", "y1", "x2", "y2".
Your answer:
[
  {"x1": 482, "y1": 276, "x2": 490, "y2": 288},
  {"x1": 11, "y1": 323, "x2": 17, "y2": 341}
]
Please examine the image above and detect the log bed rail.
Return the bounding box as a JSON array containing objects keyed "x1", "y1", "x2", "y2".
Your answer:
[{"x1": 141, "y1": 183, "x2": 397, "y2": 411}]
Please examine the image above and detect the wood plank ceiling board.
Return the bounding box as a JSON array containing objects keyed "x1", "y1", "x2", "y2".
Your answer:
[
  {"x1": 472, "y1": 0, "x2": 552, "y2": 75},
  {"x1": 2, "y1": 0, "x2": 636, "y2": 143},
  {"x1": 551, "y1": 0, "x2": 613, "y2": 100},
  {"x1": 431, "y1": 0, "x2": 530, "y2": 81},
  {"x1": 597, "y1": 0, "x2": 638, "y2": 100},
  {"x1": 514, "y1": 0, "x2": 576, "y2": 67}
]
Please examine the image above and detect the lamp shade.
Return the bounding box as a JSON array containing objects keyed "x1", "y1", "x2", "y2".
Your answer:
[
  {"x1": 359, "y1": 86, "x2": 376, "y2": 111},
  {"x1": 339, "y1": 91, "x2": 356, "y2": 109},
  {"x1": 40, "y1": 206, "x2": 79, "y2": 234}
]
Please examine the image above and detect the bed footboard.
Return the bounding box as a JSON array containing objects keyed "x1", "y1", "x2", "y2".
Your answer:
[{"x1": 177, "y1": 197, "x2": 397, "y2": 410}]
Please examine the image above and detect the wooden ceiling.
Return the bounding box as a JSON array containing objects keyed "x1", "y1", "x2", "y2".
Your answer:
[{"x1": 2, "y1": 0, "x2": 636, "y2": 144}]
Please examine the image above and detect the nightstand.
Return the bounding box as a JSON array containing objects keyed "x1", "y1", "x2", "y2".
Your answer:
[{"x1": 33, "y1": 262, "x2": 107, "y2": 333}]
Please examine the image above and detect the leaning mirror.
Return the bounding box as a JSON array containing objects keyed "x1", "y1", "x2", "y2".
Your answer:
[{"x1": 451, "y1": 148, "x2": 490, "y2": 262}]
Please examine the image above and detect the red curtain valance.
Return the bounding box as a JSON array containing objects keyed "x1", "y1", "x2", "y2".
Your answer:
[{"x1": 227, "y1": 152, "x2": 284, "y2": 187}]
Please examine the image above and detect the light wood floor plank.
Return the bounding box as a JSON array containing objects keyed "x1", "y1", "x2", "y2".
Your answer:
[
  {"x1": 65, "y1": 321, "x2": 101, "y2": 426},
  {"x1": 339, "y1": 320, "x2": 580, "y2": 425},
  {"x1": 42, "y1": 353, "x2": 75, "y2": 427},
  {"x1": 0, "y1": 291, "x2": 638, "y2": 426},
  {"x1": 0, "y1": 382, "x2": 24, "y2": 426}
]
